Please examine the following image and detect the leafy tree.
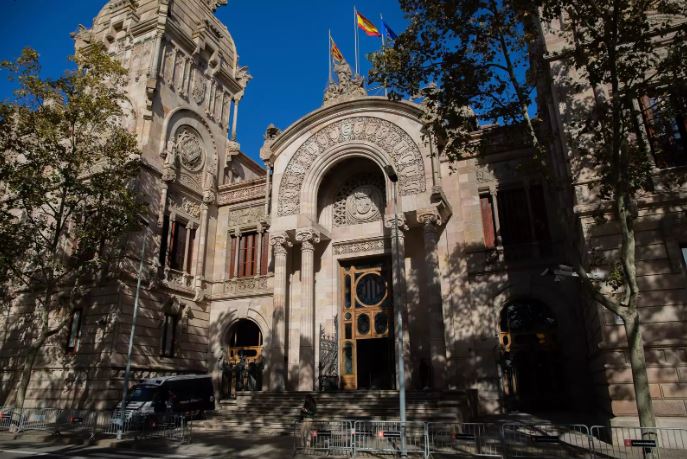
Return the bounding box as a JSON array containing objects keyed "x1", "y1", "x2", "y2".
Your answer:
[
  {"x1": 536, "y1": 0, "x2": 686, "y2": 430},
  {"x1": 0, "y1": 45, "x2": 142, "y2": 409},
  {"x1": 371, "y1": 0, "x2": 686, "y2": 428}
]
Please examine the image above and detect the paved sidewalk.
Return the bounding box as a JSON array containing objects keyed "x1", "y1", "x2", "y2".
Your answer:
[{"x1": 0, "y1": 431, "x2": 329, "y2": 458}]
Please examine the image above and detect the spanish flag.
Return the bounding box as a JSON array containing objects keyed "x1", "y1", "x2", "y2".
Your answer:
[
  {"x1": 331, "y1": 36, "x2": 344, "y2": 63},
  {"x1": 357, "y1": 11, "x2": 381, "y2": 37}
]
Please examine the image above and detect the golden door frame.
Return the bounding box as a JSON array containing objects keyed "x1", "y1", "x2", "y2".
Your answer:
[{"x1": 339, "y1": 261, "x2": 393, "y2": 390}]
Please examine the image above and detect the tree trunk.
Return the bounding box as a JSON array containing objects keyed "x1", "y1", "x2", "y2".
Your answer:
[
  {"x1": 623, "y1": 309, "x2": 657, "y2": 429},
  {"x1": 14, "y1": 343, "x2": 40, "y2": 410}
]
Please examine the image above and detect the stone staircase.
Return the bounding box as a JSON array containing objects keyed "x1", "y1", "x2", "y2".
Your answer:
[{"x1": 193, "y1": 390, "x2": 477, "y2": 435}]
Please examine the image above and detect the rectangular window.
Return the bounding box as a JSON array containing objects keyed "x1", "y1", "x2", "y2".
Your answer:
[
  {"x1": 641, "y1": 92, "x2": 687, "y2": 168},
  {"x1": 480, "y1": 193, "x2": 497, "y2": 249},
  {"x1": 159, "y1": 214, "x2": 170, "y2": 267},
  {"x1": 497, "y1": 187, "x2": 532, "y2": 246},
  {"x1": 161, "y1": 314, "x2": 178, "y2": 358},
  {"x1": 185, "y1": 227, "x2": 196, "y2": 273},
  {"x1": 238, "y1": 232, "x2": 259, "y2": 277},
  {"x1": 169, "y1": 222, "x2": 187, "y2": 271},
  {"x1": 66, "y1": 309, "x2": 82, "y2": 352}
]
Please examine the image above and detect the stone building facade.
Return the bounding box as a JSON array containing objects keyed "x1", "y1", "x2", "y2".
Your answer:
[{"x1": 1, "y1": 0, "x2": 686, "y2": 427}]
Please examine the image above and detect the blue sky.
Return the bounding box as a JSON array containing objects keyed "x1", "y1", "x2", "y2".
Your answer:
[{"x1": 0, "y1": 1, "x2": 407, "y2": 165}]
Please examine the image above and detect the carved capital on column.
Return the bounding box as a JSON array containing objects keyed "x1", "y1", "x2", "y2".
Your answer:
[
  {"x1": 384, "y1": 214, "x2": 409, "y2": 232},
  {"x1": 295, "y1": 229, "x2": 320, "y2": 253},
  {"x1": 270, "y1": 232, "x2": 292, "y2": 255},
  {"x1": 417, "y1": 208, "x2": 442, "y2": 231}
]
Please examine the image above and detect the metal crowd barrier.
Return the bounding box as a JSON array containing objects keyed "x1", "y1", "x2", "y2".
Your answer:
[
  {"x1": 427, "y1": 422, "x2": 503, "y2": 457},
  {"x1": 502, "y1": 423, "x2": 592, "y2": 458},
  {"x1": 589, "y1": 425, "x2": 687, "y2": 459},
  {"x1": 0, "y1": 408, "x2": 189, "y2": 443},
  {"x1": 100, "y1": 412, "x2": 189, "y2": 443},
  {"x1": 293, "y1": 420, "x2": 353, "y2": 456},
  {"x1": 353, "y1": 420, "x2": 427, "y2": 457}
]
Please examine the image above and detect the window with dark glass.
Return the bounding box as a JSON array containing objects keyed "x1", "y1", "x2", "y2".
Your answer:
[
  {"x1": 159, "y1": 215, "x2": 195, "y2": 273},
  {"x1": 640, "y1": 91, "x2": 687, "y2": 168},
  {"x1": 681, "y1": 245, "x2": 687, "y2": 271},
  {"x1": 496, "y1": 184, "x2": 551, "y2": 252},
  {"x1": 161, "y1": 314, "x2": 178, "y2": 358},
  {"x1": 66, "y1": 309, "x2": 82, "y2": 352},
  {"x1": 227, "y1": 232, "x2": 269, "y2": 278}
]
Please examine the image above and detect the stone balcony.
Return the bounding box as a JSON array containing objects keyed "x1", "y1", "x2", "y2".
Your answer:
[
  {"x1": 208, "y1": 274, "x2": 274, "y2": 300},
  {"x1": 162, "y1": 267, "x2": 195, "y2": 293}
]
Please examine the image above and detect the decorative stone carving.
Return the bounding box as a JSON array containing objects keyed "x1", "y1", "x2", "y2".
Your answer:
[
  {"x1": 259, "y1": 124, "x2": 281, "y2": 162},
  {"x1": 218, "y1": 179, "x2": 266, "y2": 205},
  {"x1": 223, "y1": 275, "x2": 270, "y2": 297},
  {"x1": 295, "y1": 229, "x2": 320, "y2": 252},
  {"x1": 417, "y1": 209, "x2": 442, "y2": 227},
  {"x1": 228, "y1": 205, "x2": 265, "y2": 226},
  {"x1": 207, "y1": 0, "x2": 228, "y2": 12},
  {"x1": 333, "y1": 174, "x2": 385, "y2": 226},
  {"x1": 270, "y1": 232, "x2": 292, "y2": 255},
  {"x1": 176, "y1": 126, "x2": 205, "y2": 172},
  {"x1": 191, "y1": 67, "x2": 207, "y2": 105},
  {"x1": 323, "y1": 60, "x2": 367, "y2": 107},
  {"x1": 278, "y1": 117, "x2": 426, "y2": 216},
  {"x1": 168, "y1": 195, "x2": 201, "y2": 219},
  {"x1": 384, "y1": 213, "x2": 409, "y2": 233},
  {"x1": 333, "y1": 237, "x2": 389, "y2": 256},
  {"x1": 475, "y1": 160, "x2": 521, "y2": 184}
]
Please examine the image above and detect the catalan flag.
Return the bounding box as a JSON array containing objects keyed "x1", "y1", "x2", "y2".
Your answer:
[
  {"x1": 356, "y1": 11, "x2": 381, "y2": 37},
  {"x1": 330, "y1": 36, "x2": 344, "y2": 63}
]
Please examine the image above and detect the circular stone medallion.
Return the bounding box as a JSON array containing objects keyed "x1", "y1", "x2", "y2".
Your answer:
[{"x1": 176, "y1": 127, "x2": 205, "y2": 172}]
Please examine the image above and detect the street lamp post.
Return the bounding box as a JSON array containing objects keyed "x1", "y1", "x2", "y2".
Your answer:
[
  {"x1": 384, "y1": 165, "x2": 407, "y2": 457},
  {"x1": 117, "y1": 221, "x2": 149, "y2": 440}
]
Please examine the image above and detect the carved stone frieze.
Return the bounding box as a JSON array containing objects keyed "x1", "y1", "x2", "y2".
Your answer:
[
  {"x1": 278, "y1": 117, "x2": 426, "y2": 216},
  {"x1": 217, "y1": 179, "x2": 266, "y2": 206},
  {"x1": 168, "y1": 194, "x2": 201, "y2": 220},
  {"x1": 228, "y1": 205, "x2": 265, "y2": 227},
  {"x1": 333, "y1": 237, "x2": 389, "y2": 256},
  {"x1": 223, "y1": 275, "x2": 270, "y2": 297},
  {"x1": 475, "y1": 160, "x2": 521, "y2": 184}
]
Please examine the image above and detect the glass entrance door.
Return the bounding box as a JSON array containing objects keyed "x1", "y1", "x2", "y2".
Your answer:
[{"x1": 339, "y1": 260, "x2": 394, "y2": 390}]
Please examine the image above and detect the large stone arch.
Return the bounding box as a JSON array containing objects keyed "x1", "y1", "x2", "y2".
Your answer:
[{"x1": 277, "y1": 116, "x2": 426, "y2": 217}]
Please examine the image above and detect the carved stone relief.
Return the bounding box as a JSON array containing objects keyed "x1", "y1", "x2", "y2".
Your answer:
[
  {"x1": 475, "y1": 160, "x2": 521, "y2": 184},
  {"x1": 278, "y1": 117, "x2": 426, "y2": 216},
  {"x1": 168, "y1": 194, "x2": 202, "y2": 220},
  {"x1": 333, "y1": 174, "x2": 385, "y2": 226},
  {"x1": 332, "y1": 237, "x2": 389, "y2": 256},
  {"x1": 191, "y1": 67, "x2": 207, "y2": 105},
  {"x1": 228, "y1": 205, "x2": 265, "y2": 227},
  {"x1": 176, "y1": 126, "x2": 205, "y2": 172}
]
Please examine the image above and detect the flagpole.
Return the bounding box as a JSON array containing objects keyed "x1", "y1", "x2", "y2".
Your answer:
[
  {"x1": 353, "y1": 5, "x2": 359, "y2": 75},
  {"x1": 328, "y1": 29, "x2": 333, "y2": 83},
  {"x1": 380, "y1": 14, "x2": 388, "y2": 96}
]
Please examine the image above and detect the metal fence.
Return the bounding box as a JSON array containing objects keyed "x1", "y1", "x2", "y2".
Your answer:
[
  {"x1": 502, "y1": 423, "x2": 592, "y2": 458},
  {"x1": 589, "y1": 425, "x2": 687, "y2": 459},
  {"x1": 427, "y1": 422, "x2": 503, "y2": 457},
  {"x1": 353, "y1": 421, "x2": 428, "y2": 457},
  {"x1": 290, "y1": 420, "x2": 687, "y2": 458},
  {"x1": 293, "y1": 420, "x2": 353, "y2": 456},
  {"x1": 0, "y1": 407, "x2": 189, "y2": 443}
]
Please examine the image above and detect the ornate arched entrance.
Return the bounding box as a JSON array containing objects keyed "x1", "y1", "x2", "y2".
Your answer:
[
  {"x1": 224, "y1": 319, "x2": 263, "y2": 393},
  {"x1": 498, "y1": 299, "x2": 564, "y2": 411}
]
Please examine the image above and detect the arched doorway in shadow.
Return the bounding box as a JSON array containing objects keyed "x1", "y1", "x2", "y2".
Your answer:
[
  {"x1": 498, "y1": 299, "x2": 564, "y2": 412},
  {"x1": 225, "y1": 319, "x2": 263, "y2": 393}
]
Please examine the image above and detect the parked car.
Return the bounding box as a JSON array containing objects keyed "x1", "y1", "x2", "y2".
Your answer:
[{"x1": 115, "y1": 374, "x2": 215, "y2": 421}]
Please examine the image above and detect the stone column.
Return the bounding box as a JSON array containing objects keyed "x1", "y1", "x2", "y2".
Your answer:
[
  {"x1": 385, "y1": 214, "x2": 412, "y2": 387},
  {"x1": 269, "y1": 232, "x2": 291, "y2": 391},
  {"x1": 295, "y1": 229, "x2": 320, "y2": 391},
  {"x1": 418, "y1": 209, "x2": 448, "y2": 389}
]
